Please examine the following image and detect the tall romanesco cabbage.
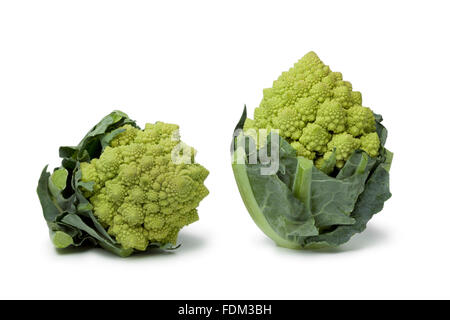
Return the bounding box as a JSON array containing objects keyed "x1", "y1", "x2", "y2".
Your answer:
[
  {"x1": 245, "y1": 51, "x2": 380, "y2": 169},
  {"x1": 231, "y1": 52, "x2": 392, "y2": 249}
]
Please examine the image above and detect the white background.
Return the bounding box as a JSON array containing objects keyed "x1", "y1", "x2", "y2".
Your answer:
[{"x1": 1, "y1": 0, "x2": 449, "y2": 299}]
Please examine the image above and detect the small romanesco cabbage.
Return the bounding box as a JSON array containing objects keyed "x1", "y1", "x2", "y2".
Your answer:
[
  {"x1": 246, "y1": 51, "x2": 381, "y2": 170},
  {"x1": 326, "y1": 133, "x2": 361, "y2": 168},
  {"x1": 360, "y1": 132, "x2": 381, "y2": 158},
  {"x1": 79, "y1": 122, "x2": 209, "y2": 251}
]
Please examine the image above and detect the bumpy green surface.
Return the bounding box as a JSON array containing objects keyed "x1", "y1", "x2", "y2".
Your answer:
[
  {"x1": 246, "y1": 51, "x2": 380, "y2": 171},
  {"x1": 80, "y1": 123, "x2": 209, "y2": 251}
]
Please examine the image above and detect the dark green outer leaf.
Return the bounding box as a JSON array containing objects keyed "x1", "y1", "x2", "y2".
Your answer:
[
  {"x1": 61, "y1": 213, "x2": 133, "y2": 257},
  {"x1": 59, "y1": 146, "x2": 78, "y2": 159},
  {"x1": 374, "y1": 113, "x2": 388, "y2": 146},
  {"x1": 37, "y1": 166, "x2": 62, "y2": 222},
  {"x1": 308, "y1": 151, "x2": 378, "y2": 229},
  {"x1": 303, "y1": 161, "x2": 391, "y2": 247},
  {"x1": 60, "y1": 110, "x2": 139, "y2": 163},
  {"x1": 234, "y1": 105, "x2": 247, "y2": 132}
]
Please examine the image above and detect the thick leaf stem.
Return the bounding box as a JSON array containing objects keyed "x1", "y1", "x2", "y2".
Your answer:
[
  {"x1": 356, "y1": 152, "x2": 369, "y2": 174},
  {"x1": 292, "y1": 157, "x2": 313, "y2": 213}
]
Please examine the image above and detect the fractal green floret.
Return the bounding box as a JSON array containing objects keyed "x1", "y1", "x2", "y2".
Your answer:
[
  {"x1": 37, "y1": 111, "x2": 209, "y2": 257},
  {"x1": 246, "y1": 51, "x2": 380, "y2": 171},
  {"x1": 232, "y1": 52, "x2": 393, "y2": 249}
]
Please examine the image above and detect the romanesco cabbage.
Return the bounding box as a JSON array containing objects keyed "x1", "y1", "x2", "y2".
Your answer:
[
  {"x1": 231, "y1": 52, "x2": 393, "y2": 249},
  {"x1": 37, "y1": 111, "x2": 209, "y2": 257}
]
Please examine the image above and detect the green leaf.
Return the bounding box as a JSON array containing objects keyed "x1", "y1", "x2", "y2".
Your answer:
[
  {"x1": 59, "y1": 146, "x2": 78, "y2": 159},
  {"x1": 100, "y1": 128, "x2": 126, "y2": 149},
  {"x1": 61, "y1": 213, "x2": 132, "y2": 257},
  {"x1": 234, "y1": 105, "x2": 247, "y2": 132},
  {"x1": 77, "y1": 181, "x2": 94, "y2": 192},
  {"x1": 374, "y1": 113, "x2": 388, "y2": 146},
  {"x1": 50, "y1": 168, "x2": 68, "y2": 191},
  {"x1": 80, "y1": 110, "x2": 131, "y2": 141},
  {"x1": 48, "y1": 168, "x2": 69, "y2": 201},
  {"x1": 74, "y1": 110, "x2": 138, "y2": 160},
  {"x1": 246, "y1": 164, "x2": 317, "y2": 236},
  {"x1": 269, "y1": 134, "x2": 298, "y2": 188},
  {"x1": 382, "y1": 148, "x2": 393, "y2": 172},
  {"x1": 303, "y1": 162, "x2": 392, "y2": 247},
  {"x1": 309, "y1": 168, "x2": 359, "y2": 228},
  {"x1": 48, "y1": 221, "x2": 81, "y2": 239},
  {"x1": 50, "y1": 230, "x2": 74, "y2": 249},
  {"x1": 36, "y1": 166, "x2": 62, "y2": 222}
]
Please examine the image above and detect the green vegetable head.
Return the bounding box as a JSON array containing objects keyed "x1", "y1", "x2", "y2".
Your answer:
[
  {"x1": 79, "y1": 123, "x2": 209, "y2": 251},
  {"x1": 232, "y1": 52, "x2": 393, "y2": 249},
  {"x1": 37, "y1": 111, "x2": 209, "y2": 256},
  {"x1": 248, "y1": 51, "x2": 381, "y2": 173}
]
